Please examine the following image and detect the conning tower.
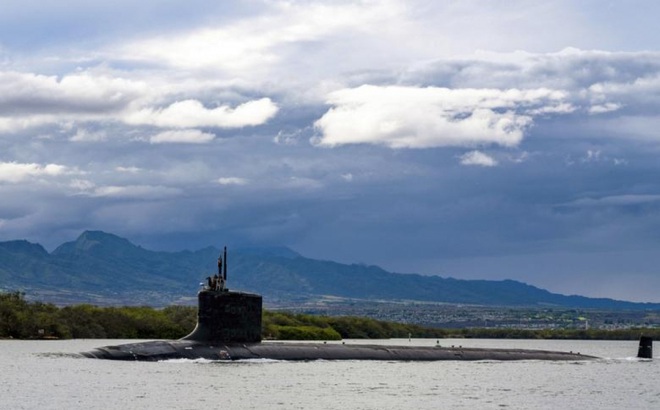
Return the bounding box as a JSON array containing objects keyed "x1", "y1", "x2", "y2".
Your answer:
[{"x1": 182, "y1": 247, "x2": 262, "y2": 343}]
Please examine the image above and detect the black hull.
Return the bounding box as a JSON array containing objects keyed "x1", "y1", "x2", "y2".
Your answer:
[{"x1": 81, "y1": 340, "x2": 595, "y2": 361}]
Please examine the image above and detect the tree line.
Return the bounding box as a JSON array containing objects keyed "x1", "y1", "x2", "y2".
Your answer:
[
  {"x1": 1, "y1": 291, "x2": 658, "y2": 340},
  {"x1": 0, "y1": 291, "x2": 196, "y2": 339}
]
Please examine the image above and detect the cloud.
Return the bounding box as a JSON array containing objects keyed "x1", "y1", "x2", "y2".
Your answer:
[
  {"x1": 115, "y1": 166, "x2": 142, "y2": 173},
  {"x1": 70, "y1": 128, "x2": 107, "y2": 142},
  {"x1": 403, "y1": 49, "x2": 660, "y2": 120},
  {"x1": 126, "y1": 98, "x2": 278, "y2": 129},
  {"x1": 285, "y1": 176, "x2": 323, "y2": 190},
  {"x1": 0, "y1": 161, "x2": 74, "y2": 183},
  {"x1": 0, "y1": 71, "x2": 145, "y2": 116},
  {"x1": 313, "y1": 85, "x2": 569, "y2": 148},
  {"x1": 0, "y1": 70, "x2": 277, "y2": 134},
  {"x1": 563, "y1": 149, "x2": 627, "y2": 166},
  {"x1": 118, "y1": 1, "x2": 405, "y2": 73},
  {"x1": 588, "y1": 102, "x2": 621, "y2": 115},
  {"x1": 274, "y1": 129, "x2": 307, "y2": 146},
  {"x1": 564, "y1": 195, "x2": 660, "y2": 208},
  {"x1": 459, "y1": 151, "x2": 498, "y2": 167},
  {"x1": 309, "y1": 49, "x2": 660, "y2": 150},
  {"x1": 83, "y1": 185, "x2": 182, "y2": 199},
  {"x1": 150, "y1": 129, "x2": 215, "y2": 144},
  {"x1": 582, "y1": 149, "x2": 602, "y2": 163},
  {"x1": 0, "y1": 72, "x2": 146, "y2": 133},
  {"x1": 69, "y1": 179, "x2": 95, "y2": 191},
  {"x1": 217, "y1": 177, "x2": 248, "y2": 186}
]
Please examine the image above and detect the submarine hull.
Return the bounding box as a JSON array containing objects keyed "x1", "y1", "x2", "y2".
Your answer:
[{"x1": 81, "y1": 340, "x2": 595, "y2": 361}]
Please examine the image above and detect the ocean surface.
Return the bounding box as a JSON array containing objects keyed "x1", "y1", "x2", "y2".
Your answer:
[{"x1": 0, "y1": 338, "x2": 658, "y2": 409}]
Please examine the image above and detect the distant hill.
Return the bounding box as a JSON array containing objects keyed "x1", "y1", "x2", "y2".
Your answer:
[{"x1": 1, "y1": 230, "x2": 659, "y2": 310}]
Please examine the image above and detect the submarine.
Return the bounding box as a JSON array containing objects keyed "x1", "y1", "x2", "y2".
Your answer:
[{"x1": 82, "y1": 248, "x2": 651, "y2": 362}]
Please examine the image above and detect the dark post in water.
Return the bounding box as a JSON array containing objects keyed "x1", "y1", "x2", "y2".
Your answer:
[{"x1": 637, "y1": 336, "x2": 653, "y2": 359}]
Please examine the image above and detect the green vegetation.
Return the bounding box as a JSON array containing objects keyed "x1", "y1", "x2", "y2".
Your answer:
[
  {"x1": 0, "y1": 292, "x2": 196, "y2": 339},
  {"x1": 2, "y1": 291, "x2": 659, "y2": 341},
  {"x1": 262, "y1": 311, "x2": 440, "y2": 340}
]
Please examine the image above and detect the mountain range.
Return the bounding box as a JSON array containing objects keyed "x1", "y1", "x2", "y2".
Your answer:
[{"x1": 1, "y1": 230, "x2": 659, "y2": 310}]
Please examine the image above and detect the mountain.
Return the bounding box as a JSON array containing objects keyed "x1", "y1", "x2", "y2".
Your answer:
[{"x1": 1, "y1": 230, "x2": 659, "y2": 309}]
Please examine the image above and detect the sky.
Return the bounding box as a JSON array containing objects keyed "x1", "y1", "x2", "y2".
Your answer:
[{"x1": 1, "y1": 0, "x2": 660, "y2": 302}]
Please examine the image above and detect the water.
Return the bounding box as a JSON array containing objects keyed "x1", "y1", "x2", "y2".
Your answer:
[{"x1": 1, "y1": 338, "x2": 658, "y2": 409}]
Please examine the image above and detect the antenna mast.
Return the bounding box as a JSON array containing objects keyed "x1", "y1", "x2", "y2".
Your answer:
[{"x1": 223, "y1": 246, "x2": 227, "y2": 281}]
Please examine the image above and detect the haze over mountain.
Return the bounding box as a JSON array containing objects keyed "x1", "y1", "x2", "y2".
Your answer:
[{"x1": 1, "y1": 231, "x2": 659, "y2": 311}]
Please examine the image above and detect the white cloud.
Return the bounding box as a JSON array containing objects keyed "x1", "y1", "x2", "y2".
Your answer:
[
  {"x1": 217, "y1": 177, "x2": 248, "y2": 186},
  {"x1": 582, "y1": 149, "x2": 602, "y2": 162},
  {"x1": 285, "y1": 176, "x2": 323, "y2": 190},
  {"x1": 70, "y1": 128, "x2": 107, "y2": 142},
  {"x1": 69, "y1": 179, "x2": 96, "y2": 191},
  {"x1": 588, "y1": 102, "x2": 621, "y2": 114},
  {"x1": 406, "y1": 49, "x2": 660, "y2": 123},
  {"x1": 150, "y1": 129, "x2": 215, "y2": 144},
  {"x1": 274, "y1": 129, "x2": 305, "y2": 145},
  {"x1": 67, "y1": 177, "x2": 181, "y2": 199},
  {"x1": 86, "y1": 185, "x2": 181, "y2": 199},
  {"x1": 119, "y1": 1, "x2": 405, "y2": 73},
  {"x1": 509, "y1": 151, "x2": 530, "y2": 164},
  {"x1": 566, "y1": 195, "x2": 660, "y2": 207},
  {"x1": 126, "y1": 98, "x2": 278, "y2": 129},
  {"x1": 0, "y1": 161, "x2": 73, "y2": 183},
  {"x1": 459, "y1": 151, "x2": 498, "y2": 167},
  {"x1": 313, "y1": 85, "x2": 568, "y2": 149},
  {"x1": 0, "y1": 70, "x2": 278, "y2": 134},
  {"x1": 570, "y1": 149, "x2": 627, "y2": 166},
  {"x1": 115, "y1": 166, "x2": 142, "y2": 173}
]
